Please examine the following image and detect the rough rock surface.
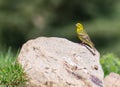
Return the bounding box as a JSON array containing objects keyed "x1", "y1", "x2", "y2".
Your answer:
[
  {"x1": 17, "y1": 37, "x2": 104, "y2": 87},
  {"x1": 104, "y1": 72, "x2": 120, "y2": 87}
]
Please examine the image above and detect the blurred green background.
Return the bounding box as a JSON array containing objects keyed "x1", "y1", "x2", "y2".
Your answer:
[{"x1": 0, "y1": 0, "x2": 120, "y2": 56}]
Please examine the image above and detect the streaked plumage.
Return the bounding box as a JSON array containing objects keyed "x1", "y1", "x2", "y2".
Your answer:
[{"x1": 76, "y1": 23, "x2": 95, "y2": 50}]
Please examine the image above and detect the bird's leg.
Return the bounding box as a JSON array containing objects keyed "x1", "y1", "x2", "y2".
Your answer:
[{"x1": 80, "y1": 42, "x2": 85, "y2": 46}]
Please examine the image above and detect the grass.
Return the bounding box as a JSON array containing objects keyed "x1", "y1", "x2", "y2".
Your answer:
[
  {"x1": 0, "y1": 49, "x2": 27, "y2": 87},
  {"x1": 100, "y1": 53, "x2": 120, "y2": 76},
  {"x1": 0, "y1": 49, "x2": 120, "y2": 86}
]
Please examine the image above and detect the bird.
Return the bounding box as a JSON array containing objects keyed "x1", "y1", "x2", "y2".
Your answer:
[{"x1": 76, "y1": 22, "x2": 96, "y2": 54}]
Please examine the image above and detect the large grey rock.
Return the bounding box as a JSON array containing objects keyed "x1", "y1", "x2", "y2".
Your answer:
[
  {"x1": 18, "y1": 37, "x2": 104, "y2": 87},
  {"x1": 104, "y1": 72, "x2": 120, "y2": 87}
]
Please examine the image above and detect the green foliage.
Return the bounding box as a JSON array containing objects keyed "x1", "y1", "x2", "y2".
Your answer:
[
  {"x1": 0, "y1": 0, "x2": 120, "y2": 57},
  {"x1": 100, "y1": 53, "x2": 120, "y2": 76},
  {"x1": 0, "y1": 0, "x2": 118, "y2": 49},
  {"x1": 0, "y1": 50, "x2": 27, "y2": 87}
]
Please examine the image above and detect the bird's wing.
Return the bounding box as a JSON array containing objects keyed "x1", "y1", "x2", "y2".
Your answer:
[{"x1": 79, "y1": 30, "x2": 94, "y2": 46}]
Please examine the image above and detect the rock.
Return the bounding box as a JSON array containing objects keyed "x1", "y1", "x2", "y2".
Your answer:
[
  {"x1": 17, "y1": 37, "x2": 104, "y2": 87},
  {"x1": 104, "y1": 72, "x2": 120, "y2": 87}
]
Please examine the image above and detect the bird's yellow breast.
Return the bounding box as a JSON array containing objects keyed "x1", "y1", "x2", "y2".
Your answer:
[{"x1": 76, "y1": 23, "x2": 84, "y2": 33}]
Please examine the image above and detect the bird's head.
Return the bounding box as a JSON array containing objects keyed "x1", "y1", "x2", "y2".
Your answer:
[{"x1": 76, "y1": 23, "x2": 83, "y2": 33}]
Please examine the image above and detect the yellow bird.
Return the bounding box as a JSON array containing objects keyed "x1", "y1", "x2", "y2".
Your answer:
[{"x1": 76, "y1": 23, "x2": 95, "y2": 53}]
